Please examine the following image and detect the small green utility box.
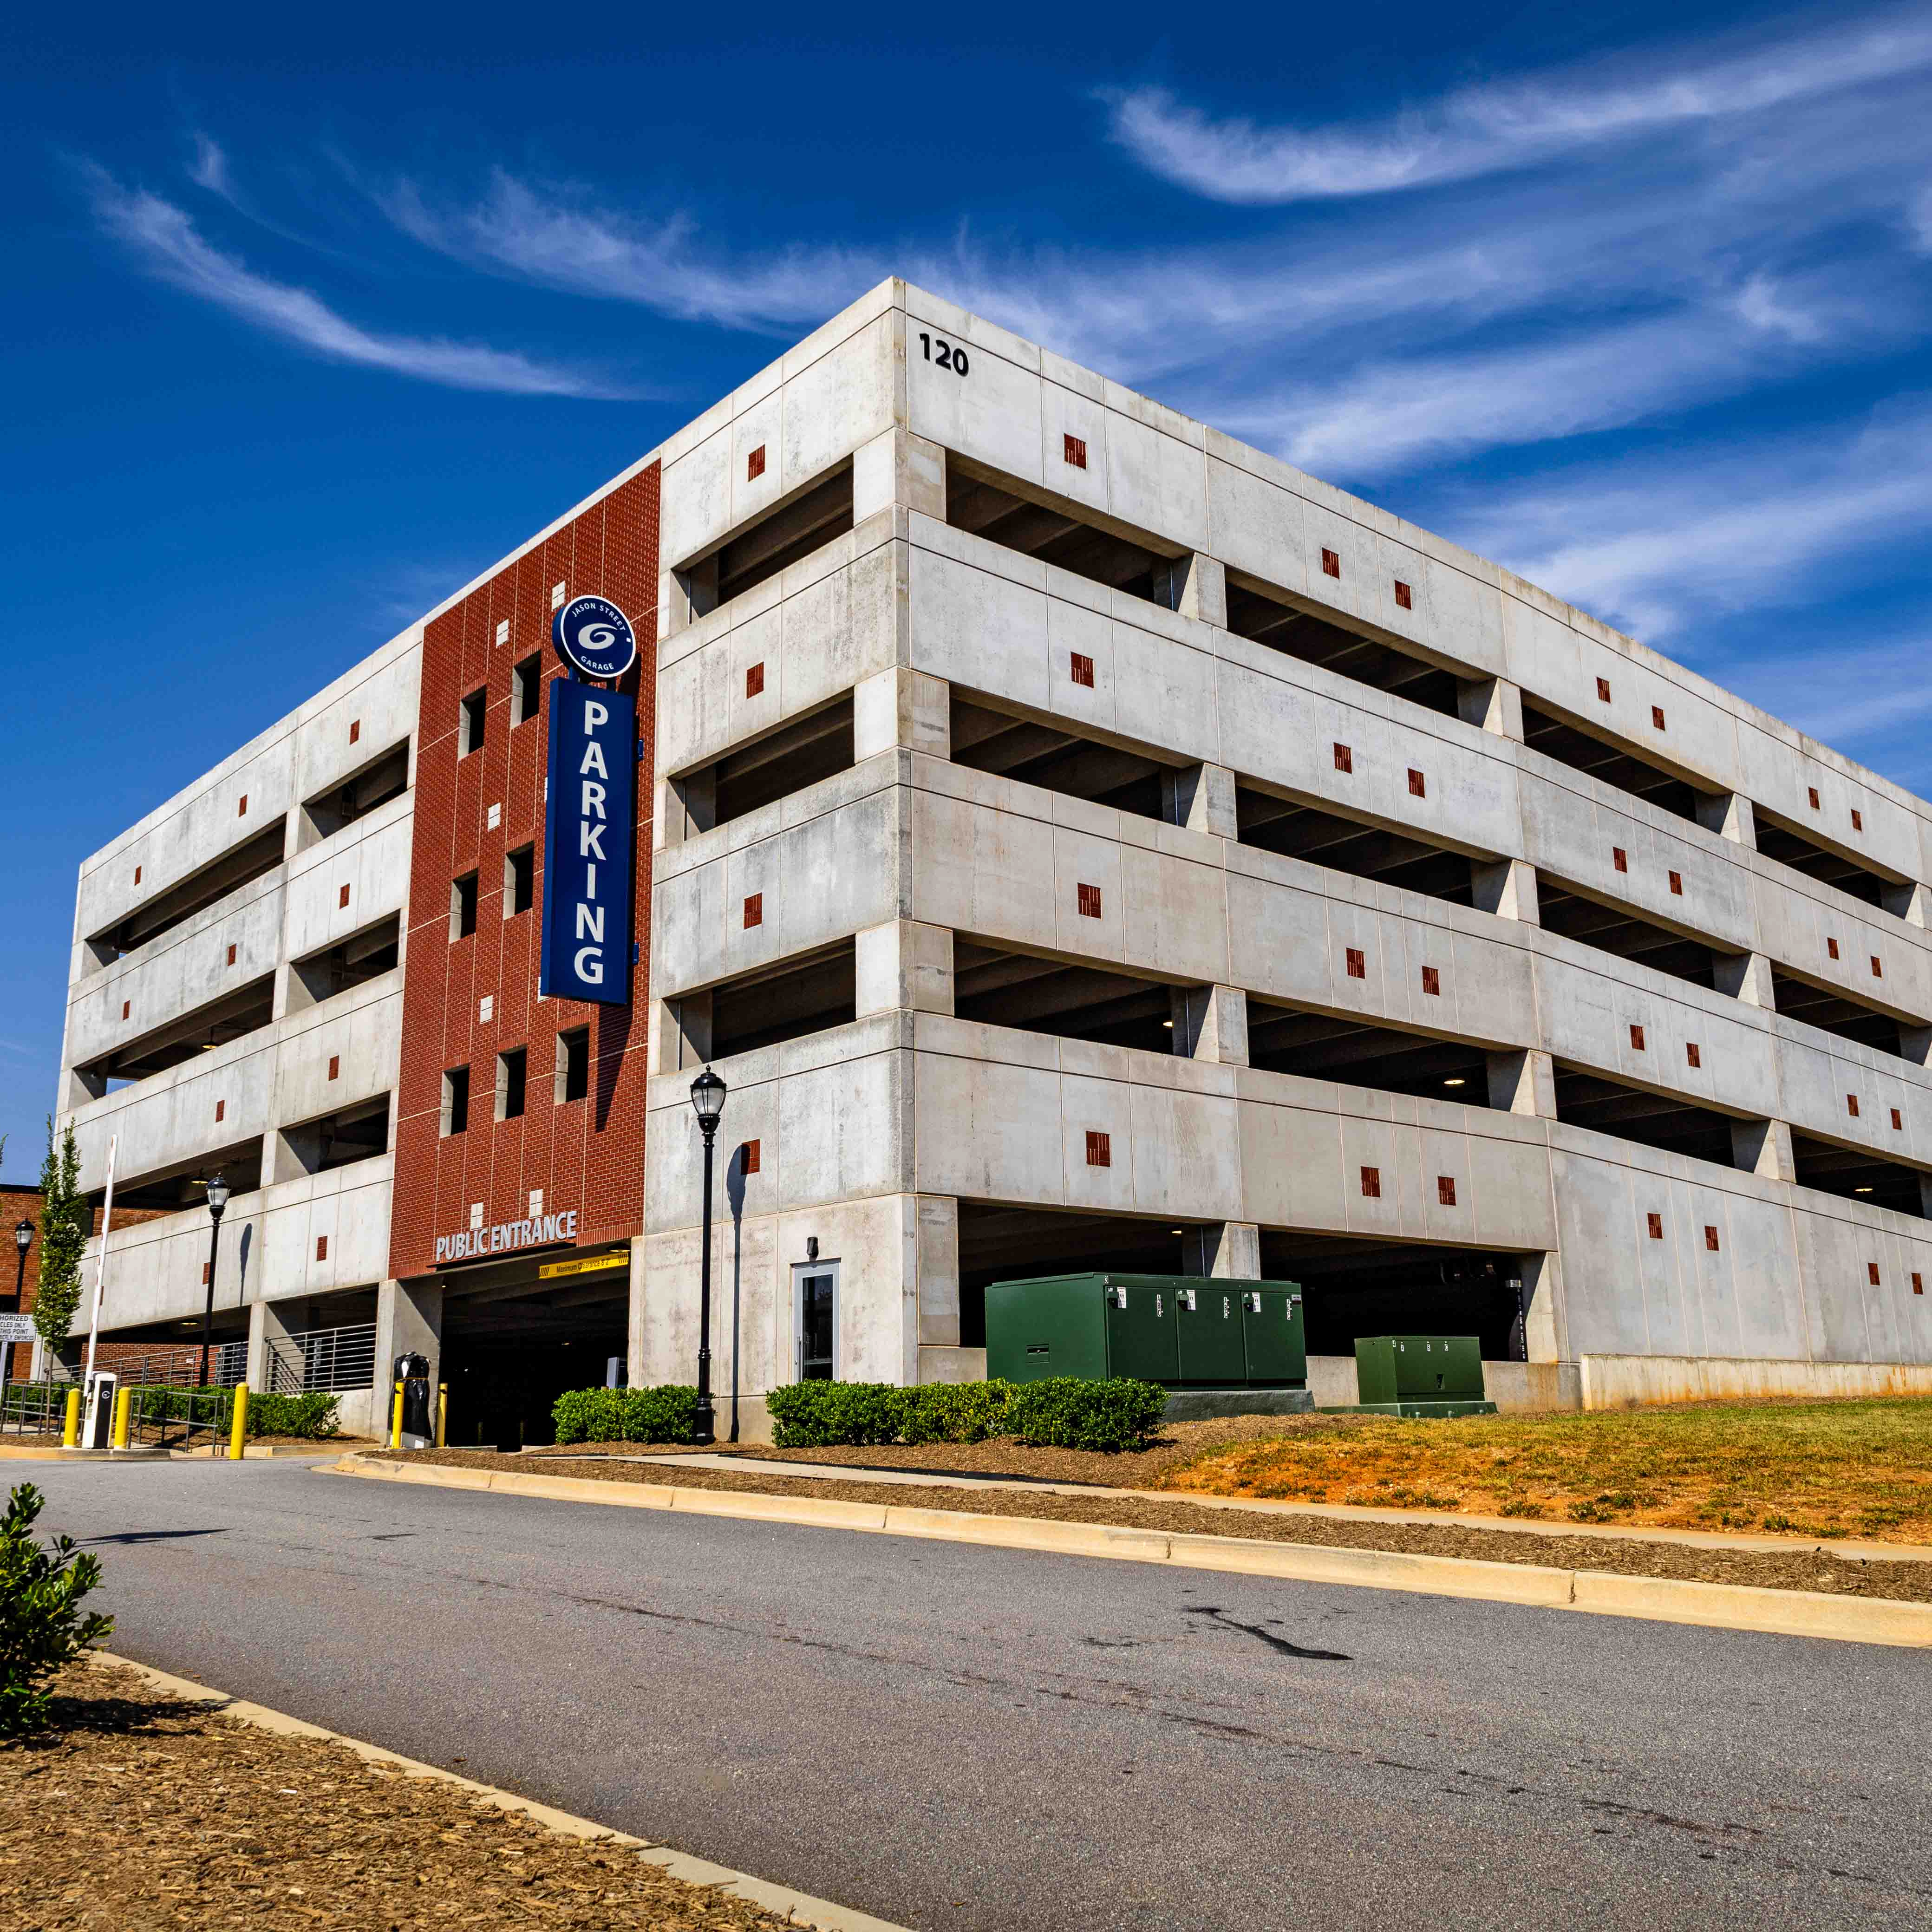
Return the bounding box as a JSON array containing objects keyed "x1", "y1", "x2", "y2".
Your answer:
[
  {"x1": 1351, "y1": 1336, "x2": 1496, "y2": 1418},
  {"x1": 985, "y1": 1273, "x2": 1305, "y2": 1392}
]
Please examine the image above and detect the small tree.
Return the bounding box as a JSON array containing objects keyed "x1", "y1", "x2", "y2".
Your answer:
[
  {"x1": 0, "y1": 1483, "x2": 114, "y2": 1734},
  {"x1": 32, "y1": 1119, "x2": 88, "y2": 1359}
]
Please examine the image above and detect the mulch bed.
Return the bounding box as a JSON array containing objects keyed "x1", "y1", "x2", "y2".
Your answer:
[
  {"x1": 377, "y1": 1447, "x2": 1932, "y2": 1605},
  {"x1": 528, "y1": 1415, "x2": 1318, "y2": 1487},
  {"x1": 0, "y1": 1661, "x2": 804, "y2": 1932}
]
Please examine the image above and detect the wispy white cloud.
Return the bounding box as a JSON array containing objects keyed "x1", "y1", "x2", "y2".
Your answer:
[
  {"x1": 1908, "y1": 183, "x2": 1932, "y2": 251},
  {"x1": 1103, "y1": 15, "x2": 1932, "y2": 202},
  {"x1": 1454, "y1": 397, "x2": 1932, "y2": 640},
  {"x1": 1725, "y1": 637, "x2": 1932, "y2": 753},
  {"x1": 355, "y1": 13, "x2": 1932, "y2": 479},
  {"x1": 84, "y1": 165, "x2": 627, "y2": 398},
  {"x1": 379, "y1": 172, "x2": 883, "y2": 333},
  {"x1": 187, "y1": 132, "x2": 233, "y2": 200},
  {"x1": 1213, "y1": 299, "x2": 1859, "y2": 475}
]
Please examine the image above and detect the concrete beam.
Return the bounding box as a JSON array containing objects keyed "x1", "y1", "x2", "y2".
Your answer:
[
  {"x1": 856, "y1": 920, "x2": 954, "y2": 1018},
  {"x1": 653, "y1": 993, "x2": 713, "y2": 1077},
  {"x1": 1456, "y1": 676, "x2": 1523, "y2": 742},
  {"x1": 1170, "y1": 984, "x2": 1248, "y2": 1065},
  {"x1": 1696, "y1": 791, "x2": 1757, "y2": 848},
  {"x1": 658, "y1": 768, "x2": 716, "y2": 849},
  {"x1": 915, "y1": 1194, "x2": 960, "y2": 1350},
  {"x1": 1713, "y1": 950, "x2": 1776, "y2": 1008},
  {"x1": 852, "y1": 425, "x2": 946, "y2": 524},
  {"x1": 664, "y1": 554, "x2": 718, "y2": 638},
  {"x1": 1517, "y1": 1250, "x2": 1568, "y2": 1365},
  {"x1": 1731, "y1": 1117, "x2": 1796, "y2": 1183},
  {"x1": 1183, "y1": 1221, "x2": 1261, "y2": 1280},
  {"x1": 1152, "y1": 554, "x2": 1227, "y2": 630},
  {"x1": 1162, "y1": 762, "x2": 1238, "y2": 841},
  {"x1": 1487, "y1": 1047, "x2": 1557, "y2": 1118},
  {"x1": 1471, "y1": 858, "x2": 1540, "y2": 924},
  {"x1": 1883, "y1": 879, "x2": 1930, "y2": 928},
  {"x1": 854, "y1": 667, "x2": 950, "y2": 763}
]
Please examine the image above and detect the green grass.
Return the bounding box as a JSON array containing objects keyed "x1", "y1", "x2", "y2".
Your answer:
[{"x1": 1162, "y1": 1398, "x2": 1932, "y2": 1542}]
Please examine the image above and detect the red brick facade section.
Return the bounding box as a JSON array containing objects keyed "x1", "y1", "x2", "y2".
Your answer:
[
  {"x1": 389, "y1": 465, "x2": 660, "y2": 1282},
  {"x1": 2, "y1": 1188, "x2": 174, "y2": 1380},
  {"x1": 2, "y1": 1186, "x2": 40, "y2": 1380}
]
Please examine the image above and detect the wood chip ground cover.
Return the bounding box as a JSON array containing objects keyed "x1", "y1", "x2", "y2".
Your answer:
[
  {"x1": 0, "y1": 1663, "x2": 802, "y2": 1932},
  {"x1": 384, "y1": 1448, "x2": 1932, "y2": 1603}
]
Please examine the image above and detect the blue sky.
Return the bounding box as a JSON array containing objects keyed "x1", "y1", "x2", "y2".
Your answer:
[{"x1": 5, "y1": 0, "x2": 1932, "y2": 1174}]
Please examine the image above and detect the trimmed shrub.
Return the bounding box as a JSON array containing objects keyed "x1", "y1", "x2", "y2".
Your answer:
[
  {"x1": 248, "y1": 1391, "x2": 340, "y2": 1439},
  {"x1": 762, "y1": 1377, "x2": 1168, "y2": 1453},
  {"x1": 129, "y1": 1386, "x2": 339, "y2": 1440},
  {"x1": 765, "y1": 1381, "x2": 907, "y2": 1449},
  {"x1": 1002, "y1": 1377, "x2": 1168, "y2": 1452},
  {"x1": 896, "y1": 1379, "x2": 1013, "y2": 1445},
  {"x1": 1, "y1": 1483, "x2": 113, "y2": 1735},
  {"x1": 552, "y1": 1384, "x2": 701, "y2": 1445}
]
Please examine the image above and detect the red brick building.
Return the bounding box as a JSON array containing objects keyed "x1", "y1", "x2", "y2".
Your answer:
[{"x1": 384, "y1": 464, "x2": 660, "y2": 1444}]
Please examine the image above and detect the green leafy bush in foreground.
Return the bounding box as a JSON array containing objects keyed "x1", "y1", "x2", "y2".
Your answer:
[
  {"x1": 1, "y1": 1483, "x2": 113, "y2": 1736},
  {"x1": 552, "y1": 1384, "x2": 701, "y2": 1445},
  {"x1": 130, "y1": 1387, "x2": 340, "y2": 1440},
  {"x1": 764, "y1": 1377, "x2": 1168, "y2": 1454}
]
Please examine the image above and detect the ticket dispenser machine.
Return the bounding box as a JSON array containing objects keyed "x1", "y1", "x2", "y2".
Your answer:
[
  {"x1": 81, "y1": 1371, "x2": 118, "y2": 1449},
  {"x1": 394, "y1": 1353, "x2": 434, "y2": 1450}
]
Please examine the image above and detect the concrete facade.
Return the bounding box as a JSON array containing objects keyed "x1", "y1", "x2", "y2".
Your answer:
[{"x1": 54, "y1": 279, "x2": 1932, "y2": 1433}]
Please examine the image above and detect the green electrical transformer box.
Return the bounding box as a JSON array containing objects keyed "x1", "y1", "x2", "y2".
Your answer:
[
  {"x1": 1351, "y1": 1336, "x2": 1495, "y2": 1417},
  {"x1": 985, "y1": 1273, "x2": 1305, "y2": 1390}
]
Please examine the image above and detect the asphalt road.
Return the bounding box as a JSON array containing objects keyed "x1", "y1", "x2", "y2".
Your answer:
[{"x1": 16, "y1": 1457, "x2": 1932, "y2": 1929}]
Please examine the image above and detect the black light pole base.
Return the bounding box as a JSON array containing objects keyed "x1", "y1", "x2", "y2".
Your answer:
[{"x1": 693, "y1": 1119, "x2": 718, "y2": 1447}]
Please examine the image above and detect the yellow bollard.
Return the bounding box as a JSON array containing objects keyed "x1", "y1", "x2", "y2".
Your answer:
[
  {"x1": 390, "y1": 1381, "x2": 404, "y2": 1450},
  {"x1": 228, "y1": 1385, "x2": 249, "y2": 1461},
  {"x1": 62, "y1": 1388, "x2": 81, "y2": 1448},
  {"x1": 436, "y1": 1384, "x2": 448, "y2": 1449},
  {"x1": 111, "y1": 1385, "x2": 132, "y2": 1449}
]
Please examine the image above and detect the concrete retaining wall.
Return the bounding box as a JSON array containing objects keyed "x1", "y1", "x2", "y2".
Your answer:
[{"x1": 1577, "y1": 1353, "x2": 1932, "y2": 1408}]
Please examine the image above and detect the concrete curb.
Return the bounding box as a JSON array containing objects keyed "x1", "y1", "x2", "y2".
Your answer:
[
  {"x1": 87, "y1": 1650, "x2": 910, "y2": 1932},
  {"x1": 330, "y1": 1454, "x2": 1932, "y2": 1650}
]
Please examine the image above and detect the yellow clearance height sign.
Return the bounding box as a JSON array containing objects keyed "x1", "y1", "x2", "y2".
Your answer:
[{"x1": 536, "y1": 1251, "x2": 631, "y2": 1281}]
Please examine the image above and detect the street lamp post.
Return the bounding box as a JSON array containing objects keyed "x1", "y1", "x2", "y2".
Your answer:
[
  {"x1": 198, "y1": 1174, "x2": 230, "y2": 1388},
  {"x1": 8, "y1": 1219, "x2": 29, "y2": 1383},
  {"x1": 688, "y1": 1067, "x2": 727, "y2": 1448}
]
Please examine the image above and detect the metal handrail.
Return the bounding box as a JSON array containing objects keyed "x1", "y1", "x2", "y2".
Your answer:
[
  {"x1": 0, "y1": 1377, "x2": 67, "y2": 1436},
  {"x1": 267, "y1": 1321, "x2": 377, "y2": 1395}
]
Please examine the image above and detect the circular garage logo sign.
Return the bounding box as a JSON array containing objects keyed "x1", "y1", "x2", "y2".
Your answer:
[{"x1": 552, "y1": 594, "x2": 638, "y2": 680}]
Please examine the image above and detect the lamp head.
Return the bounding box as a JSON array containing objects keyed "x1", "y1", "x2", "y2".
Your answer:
[
  {"x1": 13, "y1": 1218, "x2": 31, "y2": 1256},
  {"x1": 689, "y1": 1065, "x2": 727, "y2": 1130},
  {"x1": 204, "y1": 1173, "x2": 230, "y2": 1219}
]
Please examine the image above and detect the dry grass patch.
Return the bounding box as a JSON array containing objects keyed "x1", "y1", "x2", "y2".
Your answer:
[{"x1": 1159, "y1": 1399, "x2": 1932, "y2": 1542}]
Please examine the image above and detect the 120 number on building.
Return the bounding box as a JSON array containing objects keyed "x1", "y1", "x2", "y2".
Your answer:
[{"x1": 918, "y1": 333, "x2": 969, "y2": 376}]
